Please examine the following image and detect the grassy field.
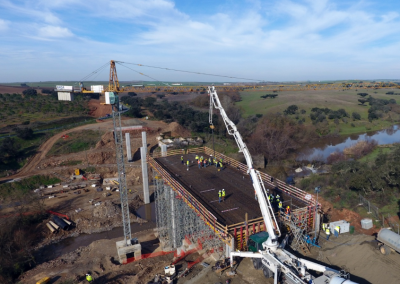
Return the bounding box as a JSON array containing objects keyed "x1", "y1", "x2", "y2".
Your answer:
[
  {"x1": 358, "y1": 147, "x2": 393, "y2": 163},
  {"x1": 237, "y1": 88, "x2": 400, "y2": 135},
  {"x1": 47, "y1": 130, "x2": 104, "y2": 156}
]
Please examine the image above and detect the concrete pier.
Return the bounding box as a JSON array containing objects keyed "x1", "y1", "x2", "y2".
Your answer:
[{"x1": 125, "y1": 133, "x2": 132, "y2": 162}]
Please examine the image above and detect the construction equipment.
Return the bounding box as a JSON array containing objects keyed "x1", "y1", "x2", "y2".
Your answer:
[
  {"x1": 208, "y1": 86, "x2": 358, "y2": 284},
  {"x1": 376, "y1": 228, "x2": 400, "y2": 255},
  {"x1": 75, "y1": 168, "x2": 81, "y2": 176}
]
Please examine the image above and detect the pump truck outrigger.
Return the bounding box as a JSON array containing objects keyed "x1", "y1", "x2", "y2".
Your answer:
[{"x1": 207, "y1": 86, "x2": 358, "y2": 284}]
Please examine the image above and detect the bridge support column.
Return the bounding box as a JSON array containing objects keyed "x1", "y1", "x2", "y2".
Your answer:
[
  {"x1": 125, "y1": 133, "x2": 132, "y2": 162},
  {"x1": 141, "y1": 131, "x2": 150, "y2": 204}
]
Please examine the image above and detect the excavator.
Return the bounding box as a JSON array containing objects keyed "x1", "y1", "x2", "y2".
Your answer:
[{"x1": 208, "y1": 85, "x2": 358, "y2": 284}]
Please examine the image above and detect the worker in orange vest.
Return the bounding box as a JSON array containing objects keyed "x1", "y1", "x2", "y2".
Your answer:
[{"x1": 285, "y1": 206, "x2": 290, "y2": 215}]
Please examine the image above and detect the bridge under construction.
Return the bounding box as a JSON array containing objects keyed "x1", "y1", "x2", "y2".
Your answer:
[{"x1": 148, "y1": 146, "x2": 319, "y2": 256}]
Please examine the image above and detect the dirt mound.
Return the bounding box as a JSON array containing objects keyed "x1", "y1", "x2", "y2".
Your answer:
[
  {"x1": 87, "y1": 151, "x2": 115, "y2": 164},
  {"x1": 88, "y1": 99, "x2": 112, "y2": 118},
  {"x1": 96, "y1": 132, "x2": 115, "y2": 149},
  {"x1": 319, "y1": 197, "x2": 378, "y2": 234}
]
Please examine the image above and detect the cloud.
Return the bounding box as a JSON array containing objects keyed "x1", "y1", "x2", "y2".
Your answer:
[
  {"x1": 38, "y1": 26, "x2": 73, "y2": 38},
  {"x1": 0, "y1": 18, "x2": 9, "y2": 31}
]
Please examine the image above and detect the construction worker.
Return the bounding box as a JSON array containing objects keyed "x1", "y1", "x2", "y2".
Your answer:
[
  {"x1": 222, "y1": 189, "x2": 226, "y2": 202},
  {"x1": 186, "y1": 160, "x2": 190, "y2": 171},
  {"x1": 181, "y1": 155, "x2": 184, "y2": 164},
  {"x1": 322, "y1": 223, "x2": 327, "y2": 232},
  {"x1": 276, "y1": 194, "x2": 280, "y2": 202},
  {"x1": 195, "y1": 155, "x2": 199, "y2": 161},
  {"x1": 326, "y1": 227, "x2": 331, "y2": 240},
  {"x1": 285, "y1": 206, "x2": 290, "y2": 215},
  {"x1": 203, "y1": 158, "x2": 207, "y2": 168},
  {"x1": 269, "y1": 194, "x2": 274, "y2": 203},
  {"x1": 218, "y1": 190, "x2": 222, "y2": 203},
  {"x1": 334, "y1": 226, "x2": 340, "y2": 238},
  {"x1": 219, "y1": 161, "x2": 223, "y2": 169},
  {"x1": 215, "y1": 158, "x2": 218, "y2": 168},
  {"x1": 278, "y1": 201, "x2": 283, "y2": 211},
  {"x1": 198, "y1": 159, "x2": 201, "y2": 169},
  {"x1": 86, "y1": 273, "x2": 93, "y2": 282}
]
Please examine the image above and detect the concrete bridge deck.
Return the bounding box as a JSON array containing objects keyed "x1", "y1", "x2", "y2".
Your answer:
[{"x1": 155, "y1": 153, "x2": 308, "y2": 227}]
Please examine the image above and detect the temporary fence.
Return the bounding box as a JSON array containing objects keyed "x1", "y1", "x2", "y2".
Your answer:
[{"x1": 359, "y1": 194, "x2": 400, "y2": 232}]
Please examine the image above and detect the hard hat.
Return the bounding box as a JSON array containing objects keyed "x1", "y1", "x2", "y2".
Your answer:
[{"x1": 219, "y1": 190, "x2": 221, "y2": 192}]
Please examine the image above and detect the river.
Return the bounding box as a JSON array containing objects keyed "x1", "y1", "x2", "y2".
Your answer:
[{"x1": 297, "y1": 125, "x2": 400, "y2": 162}]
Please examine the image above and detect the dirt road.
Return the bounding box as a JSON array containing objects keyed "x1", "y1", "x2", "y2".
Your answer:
[{"x1": 0, "y1": 121, "x2": 115, "y2": 182}]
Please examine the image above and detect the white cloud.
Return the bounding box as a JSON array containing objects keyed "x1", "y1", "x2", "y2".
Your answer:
[
  {"x1": 0, "y1": 18, "x2": 9, "y2": 31},
  {"x1": 38, "y1": 26, "x2": 73, "y2": 38}
]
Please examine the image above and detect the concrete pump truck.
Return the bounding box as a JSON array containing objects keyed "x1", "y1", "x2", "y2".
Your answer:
[{"x1": 208, "y1": 86, "x2": 358, "y2": 284}]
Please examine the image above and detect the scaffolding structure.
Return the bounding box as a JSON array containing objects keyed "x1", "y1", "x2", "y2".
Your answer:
[
  {"x1": 112, "y1": 105, "x2": 132, "y2": 245},
  {"x1": 153, "y1": 173, "x2": 224, "y2": 254}
]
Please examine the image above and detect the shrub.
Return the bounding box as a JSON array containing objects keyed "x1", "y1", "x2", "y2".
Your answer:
[{"x1": 352, "y1": 112, "x2": 361, "y2": 120}]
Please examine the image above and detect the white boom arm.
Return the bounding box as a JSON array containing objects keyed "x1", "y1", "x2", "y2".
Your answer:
[
  {"x1": 208, "y1": 86, "x2": 359, "y2": 284},
  {"x1": 208, "y1": 86, "x2": 280, "y2": 248}
]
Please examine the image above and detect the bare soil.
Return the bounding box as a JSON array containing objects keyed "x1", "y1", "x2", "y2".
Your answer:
[{"x1": 88, "y1": 99, "x2": 112, "y2": 117}]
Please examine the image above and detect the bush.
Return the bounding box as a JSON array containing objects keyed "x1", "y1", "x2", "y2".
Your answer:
[
  {"x1": 284, "y1": 105, "x2": 298, "y2": 115},
  {"x1": 352, "y1": 112, "x2": 361, "y2": 120}
]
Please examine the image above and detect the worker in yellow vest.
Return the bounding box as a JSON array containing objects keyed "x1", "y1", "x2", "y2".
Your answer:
[
  {"x1": 278, "y1": 201, "x2": 283, "y2": 211},
  {"x1": 86, "y1": 273, "x2": 93, "y2": 282},
  {"x1": 195, "y1": 155, "x2": 199, "y2": 162},
  {"x1": 326, "y1": 227, "x2": 331, "y2": 240},
  {"x1": 186, "y1": 160, "x2": 190, "y2": 171},
  {"x1": 222, "y1": 189, "x2": 226, "y2": 202},
  {"x1": 218, "y1": 190, "x2": 222, "y2": 203},
  {"x1": 181, "y1": 155, "x2": 184, "y2": 164},
  {"x1": 334, "y1": 226, "x2": 340, "y2": 238}
]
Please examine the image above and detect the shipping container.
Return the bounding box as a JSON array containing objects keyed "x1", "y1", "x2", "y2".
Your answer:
[
  {"x1": 56, "y1": 85, "x2": 73, "y2": 91},
  {"x1": 91, "y1": 85, "x2": 104, "y2": 92},
  {"x1": 57, "y1": 92, "x2": 74, "y2": 101}
]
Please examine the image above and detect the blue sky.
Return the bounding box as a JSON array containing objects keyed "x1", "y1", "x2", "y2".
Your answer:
[{"x1": 0, "y1": 0, "x2": 400, "y2": 82}]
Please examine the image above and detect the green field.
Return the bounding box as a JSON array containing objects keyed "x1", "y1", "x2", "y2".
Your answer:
[
  {"x1": 237, "y1": 88, "x2": 400, "y2": 135},
  {"x1": 47, "y1": 130, "x2": 104, "y2": 156}
]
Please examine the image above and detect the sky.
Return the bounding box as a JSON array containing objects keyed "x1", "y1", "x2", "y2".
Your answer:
[{"x1": 0, "y1": 0, "x2": 400, "y2": 82}]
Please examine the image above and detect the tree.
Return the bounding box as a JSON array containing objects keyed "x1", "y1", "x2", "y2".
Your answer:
[
  {"x1": 357, "y1": 93, "x2": 368, "y2": 97},
  {"x1": 144, "y1": 96, "x2": 157, "y2": 107},
  {"x1": 0, "y1": 137, "x2": 20, "y2": 159},
  {"x1": 352, "y1": 112, "x2": 361, "y2": 120},
  {"x1": 127, "y1": 92, "x2": 137, "y2": 96},
  {"x1": 283, "y1": 105, "x2": 298, "y2": 115},
  {"x1": 15, "y1": 127, "x2": 34, "y2": 140},
  {"x1": 248, "y1": 114, "x2": 314, "y2": 162},
  {"x1": 358, "y1": 98, "x2": 368, "y2": 105},
  {"x1": 22, "y1": 89, "x2": 37, "y2": 97}
]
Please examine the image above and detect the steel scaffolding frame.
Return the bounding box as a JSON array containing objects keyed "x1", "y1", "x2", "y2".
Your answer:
[
  {"x1": 153, "y1": 172, "x2": 224, "y2": 254},
  {"x1": 112, "y1": 106, "x2": 132, "y2": 245}
]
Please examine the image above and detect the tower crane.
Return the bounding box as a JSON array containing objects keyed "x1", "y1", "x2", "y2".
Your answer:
[{"x1": 208, "y1": 86, "x2": 358, "y2": 284}]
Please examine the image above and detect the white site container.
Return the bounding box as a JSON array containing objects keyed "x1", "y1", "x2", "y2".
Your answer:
[
  {"x1": 106, "y1": 186, "x2": 111, "y2": 190},
  {"x1": 63, "y1": 185, "x2": 69, "y2": 188},
  {"x1": 105, "y1": 92, "x2": 115, "y2": 104},
  {"x1": 47, "y1": 185, "x2": 53, "y2": 188},
  {"x1": 57, "y1": 92, "x2": 74, "y2": 101},
  {"x1": 361, "y1": 218, "x2": 373, "y2": 229},
  {"x1": 56, "y1": 85, "x2": 73, "y2": 91},
  {"x1": 91, "y1": 85, "x2": 104, "y2": 92},
  {"x1": 329, "y1": 220, "x2": 350, "y2": 233},
  {"x1": 91, "y1": 184, "x2": 96, "y2": 188}
]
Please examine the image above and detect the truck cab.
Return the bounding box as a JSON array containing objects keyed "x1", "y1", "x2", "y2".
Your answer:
[{"x1": 247, "y1": 232, "x2": 269, "y2": 252}]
